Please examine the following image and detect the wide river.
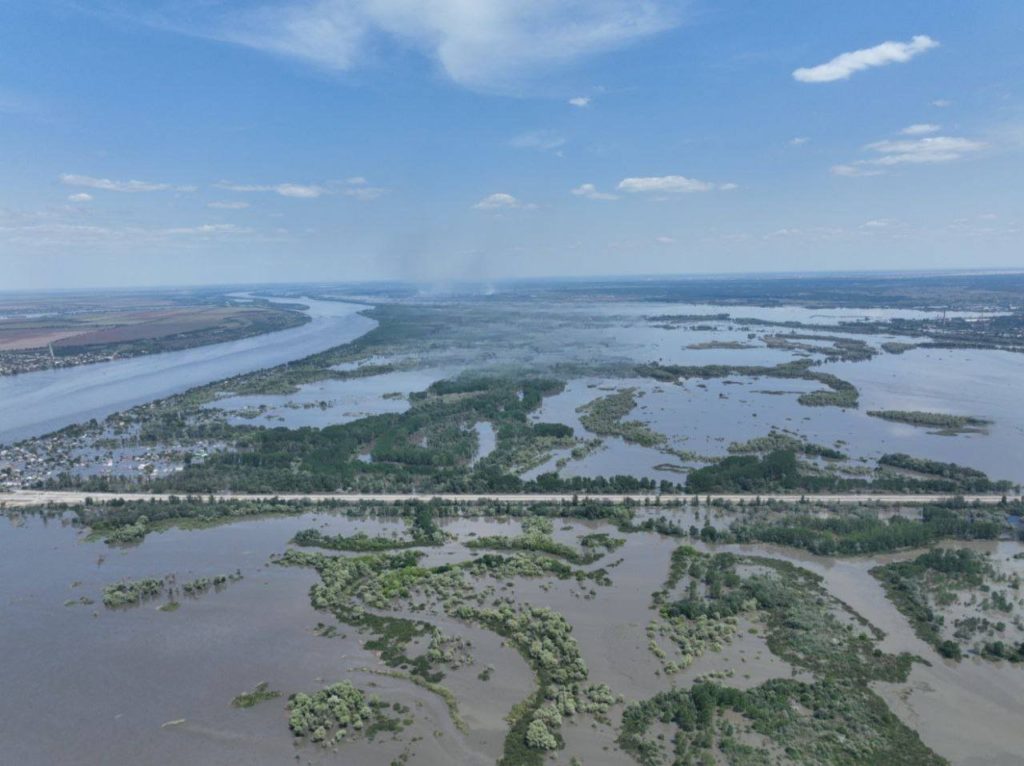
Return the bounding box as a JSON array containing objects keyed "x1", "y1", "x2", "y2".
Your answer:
[{"x1": 0, "y1": 297, "x2": 375, "y2": 445}]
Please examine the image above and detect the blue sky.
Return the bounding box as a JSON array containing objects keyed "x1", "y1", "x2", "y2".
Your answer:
[{"x1": 1, "y1": 0, "x2": 1022, "y2": 289}]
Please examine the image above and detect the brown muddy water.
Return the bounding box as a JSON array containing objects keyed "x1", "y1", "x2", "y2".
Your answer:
[{"x1": 2, "y1": 510, "x2": 1023, "y2": 765}]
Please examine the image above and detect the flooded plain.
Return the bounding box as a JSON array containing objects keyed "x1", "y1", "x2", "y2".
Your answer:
[
  {"x1": 4, "y1": 298, "x2": 1022, "y2": 489},
  {"x1": 3, "y1": 508, "x2": 1024, "y2": 765},
  {"x1": 195, "y1": 300, "x2": 1024, "y2": 485},
  {"x1": 2, "y1": 294, "x2": 1023, "y2": 763}
]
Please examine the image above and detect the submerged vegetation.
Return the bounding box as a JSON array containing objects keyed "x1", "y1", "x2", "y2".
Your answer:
[
  {"x1": 618, "y1": 679, "x2": 943, "y2": 766},
  {"x1": 288, "y1": 681, "x2": 404, "y2": 745},
  {"x1": 36, "y1": 492, "x2": 1024, "y2": 763},
  {"x1": 637, "y1": 359, "x2": 860, "y2": 409},
  {"x1": 576, "y1": 388, "x2": 665, "y2": 447},
  {"x1": 464, "y1": 516, "x2": 613, "y2": 564},
  {"x1": 877, "y1": 454, "x2": 1013, "y2": 493},
  {"x1": 102, "y1": 514, "x2": 149, "y2": 545},
  {"x1": 102, "y1": 571, "x2": 242, "y2": 608},
  {"x1": 727, "y1": 430, "x2": 846, "y2": 460},
  {"x1": 293, "y1": 504, "x2": 446, "y2": 551},
  {"x1": 74, "y1": 495, "x2": 640, "y2": 544},
  {"x1": 867, "y1": 410, "x2": 992, "y2": 435},
  {"x1": 102, "y1": 577, "x2": 164, "y2": 608},
  {"x1": 873, "y1": 548, "x2": 1024, "y2": 662},
  {"x1": 275, "y1": 522, "x2": 619, "y2": 765},
  {"x1": 624, "y1": 545, "x2": 937, "y2": 765},
  {"x1": 727, "y1": 504, "x2": 1005, "y2": 556},
  {"x1": 232, "y1": 681, "x2": 281, "y2": 708},
  {"x1": 655, "y1": 547, "x2": 913, "y2": 683},
  {"x1": 684, "y1": 448, "x2": 1012, "y2": 494}
]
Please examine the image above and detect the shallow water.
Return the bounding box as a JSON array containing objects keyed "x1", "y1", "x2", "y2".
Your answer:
[
  {"x1": 4, "y1": 509, "x2": 1024, "y2": 765},
  {"x1": 0, "y1": 511, "x2": 517, "y2": 766},
  {"x1": 527, "y1": 329, "x2": 1024, "y2": 485},
  {"x1": 210, "y1": 366, "x2": 456, "y2": 428},
  {"x1": 471, "y1": 422, "x2": 497, "y2": 464},
  {"x1": 706, "y1": 538, "x2": 1024, "y2": 765}
]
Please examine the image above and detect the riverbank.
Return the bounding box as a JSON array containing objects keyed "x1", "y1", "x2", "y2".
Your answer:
[{"x1": 0, "y1": 297, "x2": 375, "y2": 444}]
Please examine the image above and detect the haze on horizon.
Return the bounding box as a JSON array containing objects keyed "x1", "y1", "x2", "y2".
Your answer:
[{"x1": 1, "y1": 0, "x2": 1022, "y2": 290}]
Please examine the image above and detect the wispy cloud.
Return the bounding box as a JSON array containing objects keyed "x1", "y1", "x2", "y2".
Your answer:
[
  {"x1": 473, "y1": 192, "x2": 530, "y2": 210},
  {"x1": 571, "y1": 183, "x2": 618, "y2": 200},
  {"x1": 568, "y1": 96, "x2": 591, "y2": 108},
  {"x1": 830, "y1": 164, "x2": 884, "y2": 177},
  {"x1": 793, "y1": 35, "x2": 938, "y2": 83},
  {"x1": 618, "y1": 175, "x2": 736, "y2": 194},
  {"x1": 67, "y1": 193, "x2": 94, "y2": 203},
  {"x1": 0, "y1": 215, "x2": 256, "y2": 249},
  {"x1": 789, "y1": 137, "x2": 809, "y2": 146},
  {"x1": 61, "y1": 173, "x2": 195, "y2": 193},
  {"x1": 163, "y1": 223, "x2": 252, "y2": 236},
  {"x1": 864, "y1": 136, "x2": 985, "y2": 165},
  {"x1": 216, "y1": 181, "x2": 327, "y2": 198},
  {"x1": 901, "y1": 123, "x2": 940, "y2": 135},
  {"x1": 833, "y1": 129, "x2": 985, "y2": 176},
  {"x1": 763, "y1": 226, "x2": 845, "y2": 241},
  {"x1": 207, "y1": 200, "x2": 251, "y2": 210},
  {"x1": 509, "y1": 130, "x2": 566, "y2": 151},
  {"x1": 213, "y1": 178, "x2": 386, "y2": 200},
  {"x1": 125, "y1": 1, "x2": 680, "y2": 92}
]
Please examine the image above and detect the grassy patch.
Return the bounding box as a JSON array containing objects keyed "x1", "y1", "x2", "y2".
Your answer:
[{"x1": 232, "y1": 681, "x2": 281, "y2": 708}]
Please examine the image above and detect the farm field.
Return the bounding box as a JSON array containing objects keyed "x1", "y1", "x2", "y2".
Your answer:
[{"x1": 0, "y1": 291, "x2": 308, "y2": 374}]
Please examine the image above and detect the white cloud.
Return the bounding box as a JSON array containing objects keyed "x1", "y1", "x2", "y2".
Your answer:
[
  {"x1": 60, "y1": 173, "x2": 193, "y2": 193},
  {"x1": 830, "y1": 164, "x2": 883, "y2": 177},
  {"x1": 339, "y1": 176, "x2": 386, "y2": 200},
  {"x1": 901, "y1": 123, "x2": 940, "y2": 135},
  {"x1": 617, "y1": 175, "x2": 735, "y2": 194},
  {"x1": 473, "y1": 192, "x2": 527, "y2": 210},
  {"x1": 208, "y1": 200, "x2": 251, "y2": 209},
  {"x1": 199, "y1": 0, "x2": 680, "y2": 91},
  {"x1": 860, "y1": 218, "x2": 893, "y2": 229},
  {"x1": 510, "y1": 130, "x2": 566, "y2": 151},
  {"x1": 216, "y1": 181, "x2": 327, "y2": 198},
  {"x1": 215, "y1": 179, "x2": 385, "y2": 200},
  {"x1": 273, "y1": 182, "x2": 326, "y2": 198},
  {"x1": 655, "y1": 235, "x2": 675, "y2": 244},
  {"x1": 793, "y1": 35, "x2": 938, "y2": 83},
  {"x1": 834, "y1": 131, "x2": 985, "y2": 176},
  {"x1": 164, "y1": 223, "x2": 251, "y2": 236},
  {"x1": 571, "y1": 183, "x2": 617, "y2": 200},
  {"x1": 789, "y1": 137, "x2": 809, "y2": 146},
  {"x1": 932, "y1": 99, "x2": 952, "y2": 108},
  {"x1": 67, "y1": 193, "x2": 93, "y2": 202},
  {"x1": 864, "y1": 136, "x2": 985, "y2": 165},
  {"x1": 568, "y1": 96, "x2": 591, "y2": 108}
]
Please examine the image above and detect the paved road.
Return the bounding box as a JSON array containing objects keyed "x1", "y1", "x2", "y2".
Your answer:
[{"x1": 2, "y1": 490, "x2": 1020, "y2": 509}]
